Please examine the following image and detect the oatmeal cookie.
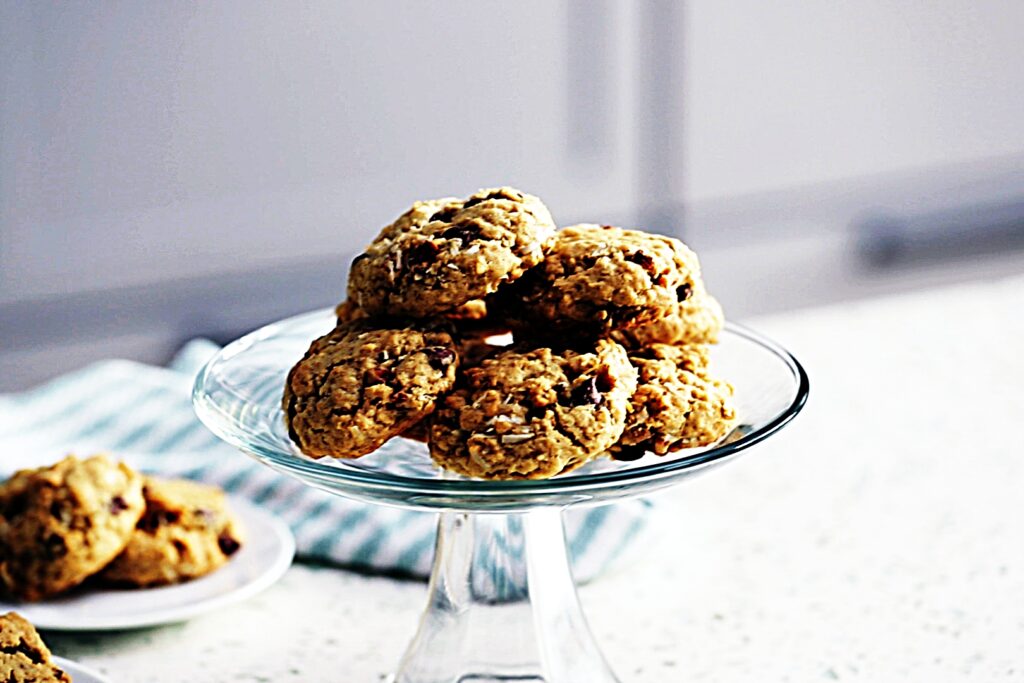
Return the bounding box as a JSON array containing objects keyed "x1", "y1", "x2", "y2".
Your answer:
[
  {"x1": 284, "y1": 320, "x2": 459, "y2": 458},
  {"x1": 610, "y1": 344, "x2": 736, "y2": 460},
  {"x1": 610, "y1": 287, "x2": 724, "y2": 347},
  {"x1": 348, "y1": 187, "x2": 556, "y2": 317},
  {"x1": 0, "y1": 455, "x2": 144, "y2": 602},
  {"x1": 429, "y1": 339, "x2": 638, "y2": 479},
  {"x1": 0, "y1": 612, "x2": 71, "y2": 682},
  {"x1": 101, "y1": 477, "x2": 243, "y2": 587},
  {"x1": 494, "y1": 224, "x2": 704, "y2": 335}
]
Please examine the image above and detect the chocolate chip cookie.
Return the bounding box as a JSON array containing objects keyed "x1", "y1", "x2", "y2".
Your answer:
[
  {"x1": 429, "y1": 339, "x2": 638, "y2": 479},
  {"x1": 348, "y1": 187, "x2": 556, "y2": 317},
  {"x1": 610, "y1": 287, "x2": 725, "y2": 347},
  {"x1": 102, "y1": 477, "x2": 243, "y2": 587},
  {"x1": 0, "y1": 612, "x2": 71, "y2": 682},
  {"x1": 494, "y1": 223, "x2": 704, "y2": 336},
  {"x1": 610, "y1": 343, "x2": 736, "y2": 460},
  {"x1": 284, "y1": 320, "x2": 459, "y2": 458},
  {"x1": 0, "y1": 455, "x2": 145, "y2": 602}
]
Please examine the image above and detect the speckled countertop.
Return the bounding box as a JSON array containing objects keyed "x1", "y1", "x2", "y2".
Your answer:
[{"x1": 50, "y1": 276, "x2": 1024, "y2": 681}]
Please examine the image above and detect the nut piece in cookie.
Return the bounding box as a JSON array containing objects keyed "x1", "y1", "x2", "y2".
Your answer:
[
  {"x1": 0, "y1": 454, "x2": 145, "y2": 602},
  {"x1": 610, "y1": 343, "x2": 736, "y2": 459},
  {"x1": 494, "y1": 223, "x2": 703, "y2": 335},
  {"x1": 610, "y1": 286, "x2": 725, "y2": 347},
  {"x1": 348, "y1": 187, "x2": 557, "y2": 318},
  {"x1": 429, "y1": 339, "x2": 638, "y2": 480},
  {"x1": 101, "y1": 477, "x2": 243, "y2": 587},
  {"x1": 0, "y1": 612, "x2": 72, "y2": 682},
  {"x1": 284, "y1": 320, "x2": 459, "y2": 458}
]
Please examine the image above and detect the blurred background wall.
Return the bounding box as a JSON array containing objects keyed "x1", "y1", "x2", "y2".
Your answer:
[{"x1": 2, "y1": 1, "x2": 1023, "y2": 388}]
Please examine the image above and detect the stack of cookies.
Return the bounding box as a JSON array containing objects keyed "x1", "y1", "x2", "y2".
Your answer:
[
  {"x1": 283, "y1": 187, "x2": 736, "y2": 480},
  {"x1": 0, "y1": 455, "x2": 243, "y2": 601}
]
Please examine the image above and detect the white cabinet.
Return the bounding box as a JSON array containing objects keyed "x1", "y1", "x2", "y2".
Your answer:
[
  {"x1": 0, "y1": 1, "x2": 653, "y2": 304},
  {"x1": 0, "y1": 2, "x2": 670, "y2": 388}
]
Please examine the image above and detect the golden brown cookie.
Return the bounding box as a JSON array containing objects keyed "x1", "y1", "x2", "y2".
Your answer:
[
  {"x1": 0, "y1": 455, "x2": 144, "y2": 602},
  {"x1": 101, "y1": 477, "x2": 243, "y2": 587},
  {"x1": 429, "y1": 339, "x2": 638, "y2": 479},
  {"x1": 348, "y1": 187, "x2": 556, "y2": 317},
  {"x1": 610, "y1": 343, "x2": 736, "y2": 459},
  {"x1": 284, "y1": 320, "x2": 459, "y2": 458},
  {"x1": 0, "y1": 612, "x2": 71, "y2": 682},
  {"x1": 494, "y1": 224, "x2": 704, "y2": 336}
]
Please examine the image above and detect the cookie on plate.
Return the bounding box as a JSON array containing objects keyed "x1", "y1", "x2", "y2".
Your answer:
[
  {"x1": 348, "y1": 187, "x2": 556, "y2": 318},
  {"x1": 610, "y1": 286, "x2": 725, "y2": 347},
  {"x1": 101, "y1": 477, "x2": 243, "y2": 587},
  {"x1": 610, "y1": 343, "x2": 736, "y2": 460},
  {"x1": 494, "y1": 223, "x2": 703, "y2": 335},
  {"x1": 284, "y1": 320, "x2": 459, "y2": 458},
  {"x1": 429, "y1": 339, "x2": 638, "y2": 479},
  {"x1": 0, "y1": 612, "x2": 71, "y2": 682},
  {"x1": 0, "y1": 455, "x2": 144, "y2": 602}
]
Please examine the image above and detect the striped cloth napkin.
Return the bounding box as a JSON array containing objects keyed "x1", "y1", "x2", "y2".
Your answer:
[{"x1": 0, "y1": 340, "x2": 651, "y2": 582}]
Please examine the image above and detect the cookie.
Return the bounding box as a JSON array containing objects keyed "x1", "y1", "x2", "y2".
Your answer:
[
  {"x1": 101, "y1": 477, "x2": 243, "y2": 587},
  {"x1": 348, "y1": 187, "x2": 556, "y2": 317},
  {"x1": 429, "y1": 339, "x2": 638, "y2": 479},
  {"x1": 0, "y1": 455, "x2": 145, "y2": 602},
  {"x1": 284, "y1": 320, "x2": 459, "y2": 458},
  {"x1": 0, "y1": 612, "x2": 71, "y2": 682},
  {"x1": 610, "y1": 343, "x2": 736, "y2": 459},
  {"x1": 493, "y1": 223, "x2": 703, "y2": 335},
  {"x1": 610, "y1": 287, "x2": 724, "y2": 347}
]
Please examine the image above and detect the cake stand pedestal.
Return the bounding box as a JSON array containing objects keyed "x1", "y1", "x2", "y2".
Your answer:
[{"x1": 393, "y1": 510, "x2": 617, "y2": 682}]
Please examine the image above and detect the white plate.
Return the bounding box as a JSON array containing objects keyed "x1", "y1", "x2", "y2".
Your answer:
[
  {"x1": 53, "y1": 657, "x2": 113, "y2": 683},
  {"x1": 0, "y1": 498, "x2": 295, "y2": 631}
]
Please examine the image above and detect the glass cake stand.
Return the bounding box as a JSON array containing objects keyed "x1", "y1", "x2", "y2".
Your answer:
[{"x1": 193, "y1": 309, "x2": 809, "y2": 683}]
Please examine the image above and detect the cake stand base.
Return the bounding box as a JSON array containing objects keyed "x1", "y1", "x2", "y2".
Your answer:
[{"x1": 390, "y1": 509, "x2": 620, "y2": 683}]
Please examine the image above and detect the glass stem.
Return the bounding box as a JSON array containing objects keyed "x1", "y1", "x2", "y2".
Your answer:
[{"x1": 392, "y1": 509, "x2": 621, "y2": 683}]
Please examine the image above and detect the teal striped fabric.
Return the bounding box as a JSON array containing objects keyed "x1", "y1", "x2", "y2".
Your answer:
[{"x1": 0, "y1": 341, "x2": 652, "y2": 582}]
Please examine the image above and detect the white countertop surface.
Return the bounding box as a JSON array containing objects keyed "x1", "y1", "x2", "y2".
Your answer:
[{"x1": 49, "y1": 275, "x2": 1024, "y2": 682}]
